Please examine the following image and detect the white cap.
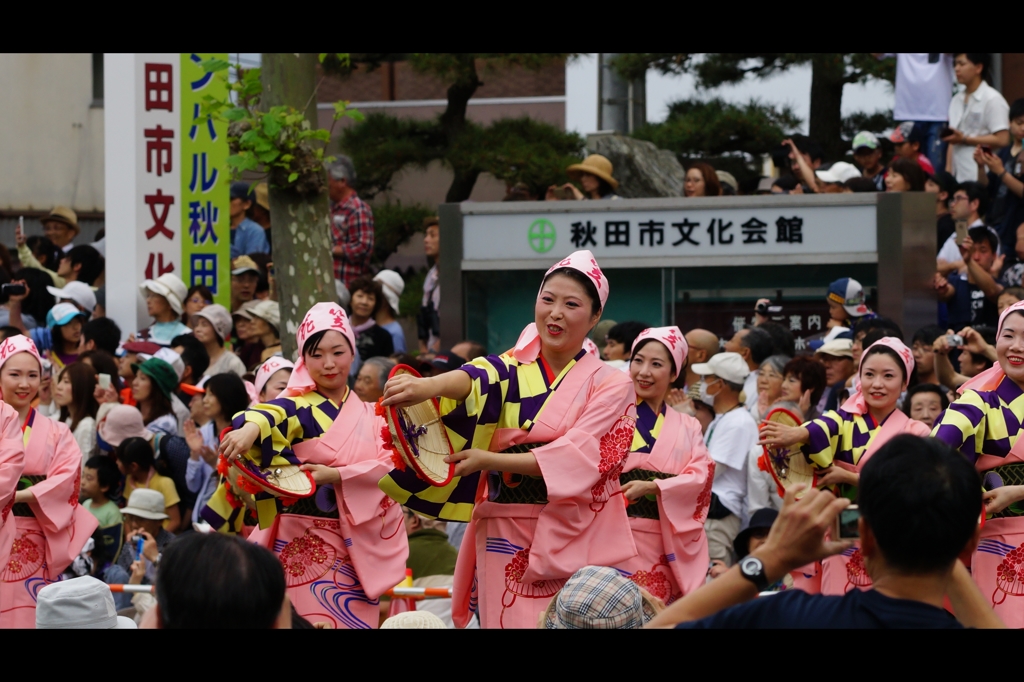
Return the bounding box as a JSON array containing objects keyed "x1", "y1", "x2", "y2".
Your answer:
[
  {"x1": 47, "y1": 281, "x2": 96, "y2": 313},
  {"x1": 121, "y1": 488, "x2": 169, "y2": 520},
  {"x1": 247, "y1": 300, "x2": 280, "y2": 330},
  {"x1": 36, "y1": 576, "x2": 137, "y2": 629},
  {"x1": 691, "y1": 352, "x2": 751, "y2": 384},
  {"x1": 139, "y1": 347, "x2": 185, "y2": 381},
  {"x1": 815, "y1": 161, "x2": 862, "y2": 184},
  {"x1": 374, "y1": 270, "x2": 404, "y2": 316},
  {"x1": 380, "y1": 611, "x2": 447, "y2": 629}
]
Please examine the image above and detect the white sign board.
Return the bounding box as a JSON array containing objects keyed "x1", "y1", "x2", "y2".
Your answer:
[
  {"x1": 105, "y1": 53, "x2": 182, "y2": 337},
  {"x1": 462, "y1": 204, "x2": 877, "y2": 267}
]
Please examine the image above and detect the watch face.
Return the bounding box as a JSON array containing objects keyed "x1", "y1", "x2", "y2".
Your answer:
[{"x1": 741, "y1": 556, "x2": 762, "y2": 574}]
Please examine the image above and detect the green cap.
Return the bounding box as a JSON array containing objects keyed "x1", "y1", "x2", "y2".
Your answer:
[
  {"x1": 851, "y1": 131, "x2": 879, "y2": 151},
  {"x1": 130, "y1": 358, "x2": 179, "y2": 399}
]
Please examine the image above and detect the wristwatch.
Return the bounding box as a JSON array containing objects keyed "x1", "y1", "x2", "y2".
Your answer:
[{"x1": 738, "y1": 556, "x2": 770, "y2": 592}]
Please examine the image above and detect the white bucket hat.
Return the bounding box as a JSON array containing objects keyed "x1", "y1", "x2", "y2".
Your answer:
[
  {"x1": 36, "y1": 576, "x2": 137, "y2": 629},
  {"x1": 374, "y1": 270, "x2": 405, "y2": 316},
  {"x1": 140, "y1": 274, "x2": 188, "y2": 316}
]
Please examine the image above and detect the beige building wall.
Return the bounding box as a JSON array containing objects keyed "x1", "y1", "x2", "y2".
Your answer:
[{"x1": 0, "y1": 53, "x2": 105, "y2": 213}]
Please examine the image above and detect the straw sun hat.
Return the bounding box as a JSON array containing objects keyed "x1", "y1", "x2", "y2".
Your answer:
[{"x1": 566, "y1": 154, "x2": 619, "y2": 190}]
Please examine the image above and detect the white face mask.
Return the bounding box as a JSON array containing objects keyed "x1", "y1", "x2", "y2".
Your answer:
[{"x1": 699, "y1": 378, "x2": 718, "y2": 405}]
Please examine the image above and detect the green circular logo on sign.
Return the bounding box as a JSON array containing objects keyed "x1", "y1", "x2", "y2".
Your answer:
[{"x1": 528, "y1": 219, "x2": 556, "y2": 254}]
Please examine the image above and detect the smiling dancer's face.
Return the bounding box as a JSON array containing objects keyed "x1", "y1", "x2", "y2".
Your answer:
[
  {"x1": 998, "y1": 312, "x2": 1024, "y2": 387},
  {"x1": 535, "y1": 274, "x2": 599, "y2": 358}
]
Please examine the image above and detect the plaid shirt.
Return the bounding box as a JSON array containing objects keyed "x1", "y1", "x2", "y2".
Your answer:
[{"x1": 330, "y1": 194, "x2": 375, "y2": 286}]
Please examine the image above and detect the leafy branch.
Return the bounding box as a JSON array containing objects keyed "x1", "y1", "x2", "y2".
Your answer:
[{"x1": 195, "y1": 54, "x2": 363, "y2": 195}]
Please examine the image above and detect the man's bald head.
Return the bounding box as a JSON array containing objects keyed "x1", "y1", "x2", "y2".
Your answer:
[{"x1": 686, "y1": 329, "x2": 720, "y2": 359}]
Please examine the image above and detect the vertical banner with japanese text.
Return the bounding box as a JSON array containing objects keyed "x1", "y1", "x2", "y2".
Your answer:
[
  {"x1": 180, "y1": 53, "x2": 230, "y2": 310},
  {"x1": 136, "y1": 54, "x2": 181, "y2": 318}
]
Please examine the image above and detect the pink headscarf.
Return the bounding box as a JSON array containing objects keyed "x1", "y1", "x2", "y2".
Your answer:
[
  {"x1": 0, "y1": 335, "x2": 42, "y2": 402},
  {"x1": 282, "y1": 303, "x2": 357, "y2": 398},
  {"x1": 840, "y1": 336, "x2": 915, "y2": 415},
  {"x1": 513, "y1": 250, "x2": 609, "y2": 363},
  {"x1": 631, "y1": 326, "x2": 688, "y2": 380},
  {"x1": 958, "y1": 299, "x2": 1024, "y2": 394},
  {"x1": 582, "y1": 337, "x2": 600, "y2": 359},
  {"x1": 254, "y1": 357, "x2": 295, "y2": 400}
]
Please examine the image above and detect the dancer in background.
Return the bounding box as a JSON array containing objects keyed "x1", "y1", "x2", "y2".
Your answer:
[{"x1": 617, "y1": 326, "x2": 713, "y2": 603}]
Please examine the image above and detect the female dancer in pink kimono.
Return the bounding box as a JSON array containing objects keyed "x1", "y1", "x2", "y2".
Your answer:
[
  {"x1": 0, "y1": 335, "x2": 97, "y2": 628},
  {"x1": 759, "y1": 337, "x2": 929, "y2": 595},
  {"x1": 381, "y1": 250, "x2": 639, "y2": 628},
  {"x1": 932, "y1": 300, "x2": 1024, "y2": 627},
  {"x1": 213, "y1": 303, "x2": 408, "y2": 629},
  {"x1": 615, "y1": 326, "x2": 714, "y2": 604}
]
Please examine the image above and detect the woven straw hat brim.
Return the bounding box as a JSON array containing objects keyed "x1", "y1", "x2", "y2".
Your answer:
[
  {"x1": 41, "y1": 213, "x2": 80, "y2": 234},
  {"x1": 566, "y1": 160, "x2": 619, "y2": 190}
]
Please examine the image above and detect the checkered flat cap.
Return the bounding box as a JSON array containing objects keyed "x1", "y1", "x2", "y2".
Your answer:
[{"x1": 544, "y1": 566, "x2": 655, "y2": 629}]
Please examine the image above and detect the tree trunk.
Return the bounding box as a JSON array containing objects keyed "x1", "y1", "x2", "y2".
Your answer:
[
  {"x1": 261, "y1": 53, "x2": 336, "y2": 360},
  {"x1": 808, "y1": 54, "x2": 846, "y2": 162},
  {"x1": 441, "y1": 57, "x2": 482, "y2": 203}
]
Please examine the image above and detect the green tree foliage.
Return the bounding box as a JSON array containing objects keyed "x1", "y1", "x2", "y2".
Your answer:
[
  {"x1": 339, "y1": 54, "x2": 584, "y2": 203},
  {"x1": 371, "y1": 202, "x2": 435, "y2": 268},
  {"x1": 633, "y1": 98, "x2": 801, "y2": 157},
  {"x1": 613, "y1": 53, "x2": 895, "y2": 161}
]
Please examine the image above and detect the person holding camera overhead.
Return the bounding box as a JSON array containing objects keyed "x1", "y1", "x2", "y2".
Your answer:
[{"x1": 758, "y1": 338, "x2": 930, "y2": 595}]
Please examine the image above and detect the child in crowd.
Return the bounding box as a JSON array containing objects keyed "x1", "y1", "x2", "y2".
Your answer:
[
  {"x1": 254, "y1": 357, "x2": 293, "y2": 403},
  {"x1": 183, "y1": 373, "x2": 251, "y2": 528},
  {"x1": 33, "y1": 302, "x2": 87, "y2": 371},
  {"x1": 115, "y1": 436, "x2": 181, "y2": 532},
  {"x1": 902, "y1": 383, "x2": 949, "y2": 429},
  {"x1": 105, "y1": 489, "x2": 175, "y2": 610},
  {"x1": 81, "y1": 455, "x2": 124, "y2": 565}
]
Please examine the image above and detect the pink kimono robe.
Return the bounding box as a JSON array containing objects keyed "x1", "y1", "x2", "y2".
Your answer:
[
  {"x1": 240, "y1": 392, "x2": 408, "y2": 629},
  {"x1": 818, "y1": 410, "x2": 929, "y2": 596},
  {"x1": 1, "y1": 410, "x2": 96, "y2": 628},
  {"x1": 448, "y1": 351, "x2": 639, "y2": 629},
  {"x1": 615, "y1": 405, "x2": 714, "y2": 604},
  {"x1": 0, "y1": 404, "x2": 25, "y2": 584}
]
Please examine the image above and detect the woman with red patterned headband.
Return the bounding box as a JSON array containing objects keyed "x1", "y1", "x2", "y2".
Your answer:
[
  {"x1": 0, "y1": 335, "x2": 97, "y2": 628},
  {"x1": 381, "y1": 250, "x2": 638, "y2": 629},
  {"x1": 207, "y1": 303, "x2": 408, "y2": 629},
  {"x1": 613, "y1": 326, "x2": 714, "y2": 605},
  {"x1": 759, "y1": 337, "x2": 930, "y2": 595}
]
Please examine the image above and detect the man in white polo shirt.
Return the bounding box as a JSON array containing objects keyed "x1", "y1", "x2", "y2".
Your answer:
[
  {"x1": 691, "y1": 352, "x2": 758, "y2": 567},
  {"x1": 944, "y1": 53, "x2": 1010, "y2": 182}
]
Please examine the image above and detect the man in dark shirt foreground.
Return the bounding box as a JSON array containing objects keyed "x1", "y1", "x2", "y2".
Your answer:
[{"x1": 649, "y1": 435, "x2": 1002, "y2": 629}]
